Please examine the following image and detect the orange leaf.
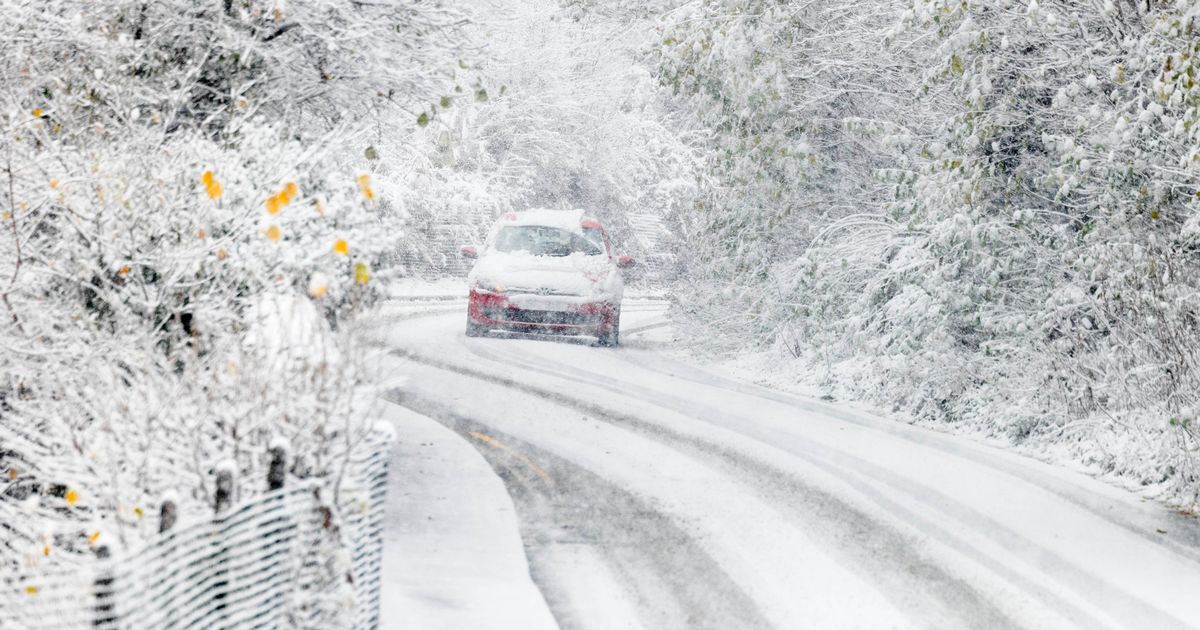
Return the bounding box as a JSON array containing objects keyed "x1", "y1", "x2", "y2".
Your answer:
[
  {"x1": 265, "y1": 224, "x2": 281, "y2": 241},
  {"x1": 217, "y1": 247, "x2": 228, "y2": 260},
  {"x1": 118, "y1": 266, "x2": 130, "y2": 276},
  {"x1": 49, "y1": 179, "x2": 58, "y2": 189},
  {"x1": 265, "y1": 195, "x2": 281, "y2": 215},
  {"x1": 207, "y1": 181, "x2": 222, "y2": 200},
  {"x1": 201, "y1": 170, "x2": 214, "y2": 186},
  {"x1": 197, "y1": 228, "x2": 206, "y2": 240},
  {"x1": 42, "y1": 546, "x2": 50, "y2": 557},
  {"x1": 284, "y1": 182, "x2": 299, "y2": 199},
  {"x1": 32, "y1": 108, "x2": 42, "y2": 118},
  {"x1": 7, "y1": 467, "x2": 15, "y2": 480},
  {"x1": 332, "y1": 239, "x2": 348, "y2": 256},
  {"x1": 356, "y1": 174, "x2": 370, "y2": 189},
  {"x1": 88, "y1": 532, "x2": 101, "y2": 545},
  {"x1": 65, "y1": 489, "x2": 79, "y2": 506}
]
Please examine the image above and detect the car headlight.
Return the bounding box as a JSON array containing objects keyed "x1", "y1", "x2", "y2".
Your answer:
[{"x1": 474, "y1": 279, "x2": 506, "y2": 294}]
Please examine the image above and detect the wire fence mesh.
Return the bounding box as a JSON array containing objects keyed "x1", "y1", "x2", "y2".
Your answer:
[{"x1": 0, "y1": 428, "x2": 393, "y2": 630}]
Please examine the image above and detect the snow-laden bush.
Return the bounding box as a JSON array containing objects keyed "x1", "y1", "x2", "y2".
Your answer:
[
  {"x1": 655, "y1": 0, "x2": 1200, "y2": 505},
  {"x1": 0, "y1": 0, "x2": 465, "y2": 575}
]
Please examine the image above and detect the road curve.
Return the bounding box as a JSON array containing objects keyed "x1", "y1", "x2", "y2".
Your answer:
[{"x1": 369, "y1": 299, "x2": 1200, "y2": 630}]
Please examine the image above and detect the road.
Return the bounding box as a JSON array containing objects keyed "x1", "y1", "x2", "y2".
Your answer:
[{"x1": 370, "y1": 297, "x2": 1200, "y2": 630}]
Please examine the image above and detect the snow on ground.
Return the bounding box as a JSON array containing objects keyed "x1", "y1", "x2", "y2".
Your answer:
[
  {"x1": 375, "y1": 401, "x2": 558, "y2": 630},
  {"x1": 364, "y1": 291, "x2": 1200, "y2": 629}
]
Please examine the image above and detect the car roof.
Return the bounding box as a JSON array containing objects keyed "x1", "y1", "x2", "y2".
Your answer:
[{"x1": 498, "y1": 209, "x2": 603, "y2": 233}]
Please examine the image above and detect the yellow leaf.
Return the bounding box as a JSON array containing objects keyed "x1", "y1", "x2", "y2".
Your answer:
[
  {"x1": 42, "y1": 546, "x2": 49, "y2": 557},
  {"x1": 274, "y1": 7, "x2": 282, "y2": 21},
  {"x1": 49, "y1": 179, "x2": 58, "y2": 189},
  {"x1": 284, "y1": 182, "x2": 299, "y2": 199},
  {"x1": 265, "y1": 224, "x2": 281, "y2": 241},
  {"x1": 1, "y1": 212, "x2": 9, "y2": 221},
  {"x1": 308, "y1": 272, "x2": 329, "y2": 298},
  {"x1": 134, "y1": 506, "x2": 144, "y2": 518},
  {"x1": 354, "y1": 262, "x2": 370, "y2": 285},
  {"x1": 32, "y1": 108, "x2": 42, "y2": 118},
  {"x1": 265, "y1": 195, "x2": 281, "y2": 215},
  {"x1": 217, "y1": 247, "x2": 228, "y2": 261},
  {"x1": 362, "y1": 185, "x2": 375, "y2": 202},
  {"x1": 333, "y1": 239, "x2": 349, "y2": 256},
  {"x1": 356, "y1": 174, "x2": 370, "y2": 189},
  {"x1": 88, "y1": 531, "x2": 100, "y2": 545},
  {"x1": 207, "y1": 181, "x2": 222, "y2": 200},
  {"x1": 25, "y1": 586, "x2": 37, "y2": 595},
  {"x1": 65, "y1": 489, "x2": 79, "y2": 506},
  {"x1": 202, "y1": 170, "x2": 214, "y2": 186}
]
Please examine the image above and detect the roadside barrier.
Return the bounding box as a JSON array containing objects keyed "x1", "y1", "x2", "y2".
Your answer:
[{"x1": 0, "y1": 428, "x2": 393, "y2": 630}]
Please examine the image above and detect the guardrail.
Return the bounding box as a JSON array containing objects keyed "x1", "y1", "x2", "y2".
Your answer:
[{"x1": 1, "y1": 428, "x2": 393, "y2": 630}]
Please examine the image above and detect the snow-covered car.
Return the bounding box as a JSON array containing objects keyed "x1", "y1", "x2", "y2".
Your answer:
[{"x1": 461, "y1": 209, "x2": 635, "y2": 345}]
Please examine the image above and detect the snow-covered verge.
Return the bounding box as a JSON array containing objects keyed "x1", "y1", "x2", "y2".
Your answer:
[
  {"x1": 0, "y1": 0, "x2": 479, "y2": 614},
  {"x1": 691, "y1": 343, "x2": 1199, "y2": 510},
  {"x1": 376, "y1": 400, "x2": 557, "y2": 630},
  {"x1": 624, "y1": 0, "x2": 1200, "y2": 508}
]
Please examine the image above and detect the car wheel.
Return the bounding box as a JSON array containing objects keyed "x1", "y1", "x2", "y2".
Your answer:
[{"x1": 597, "y1": 308, "x2": 620, "y2": 347}]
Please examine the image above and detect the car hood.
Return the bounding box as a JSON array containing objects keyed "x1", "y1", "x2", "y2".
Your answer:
[{"x1": 470, "y1": 251, "x2": 612, "y2": 295}]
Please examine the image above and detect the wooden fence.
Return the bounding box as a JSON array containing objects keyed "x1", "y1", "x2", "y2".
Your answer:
[{"x1": 0, "y1": 428, "x2": 393, "y2": 630}]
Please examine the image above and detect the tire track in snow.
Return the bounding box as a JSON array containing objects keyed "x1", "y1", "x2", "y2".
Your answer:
[
  {"x1": 602, "y1": 348, "x2": 1200, "y2": 562},
  {"x1": 386, "y1": 347, "x2": 1030, "y2": 629},
  {"x1": 385, "y1": 389, "x2": 772, "y2": 630},
  {"x1": 457, "y1": 339, "x2": 1196, "y2": 630}
]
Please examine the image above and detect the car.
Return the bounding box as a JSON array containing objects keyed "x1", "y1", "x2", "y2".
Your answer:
[{"x1": 461, "y1": 209, "x2": 636, "y2": 346}]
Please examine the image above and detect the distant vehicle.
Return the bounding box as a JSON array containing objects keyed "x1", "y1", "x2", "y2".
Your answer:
[{"x1": 461, "y1": 209, "x2": 636, "y2": 346}]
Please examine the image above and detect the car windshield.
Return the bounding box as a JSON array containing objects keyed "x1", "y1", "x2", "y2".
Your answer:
[
  {"x1": 492, "y1": 225, "x2": 603, "y2": 257},
  {"x1": 581, "y1": 226, "x2": 607, "y2": 251}
]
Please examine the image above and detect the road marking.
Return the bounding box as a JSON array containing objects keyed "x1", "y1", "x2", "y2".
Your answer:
[{"x1": 469, "y1": 431, "x2": 554, "y2": 485}]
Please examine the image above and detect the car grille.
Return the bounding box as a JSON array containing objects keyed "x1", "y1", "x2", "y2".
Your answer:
[
  {"x1": 506, "y1": 286, "x2": 583, "y2": 297},
  {"x1": 483, "y1": 307, "x2": 603, "y2": 327}
]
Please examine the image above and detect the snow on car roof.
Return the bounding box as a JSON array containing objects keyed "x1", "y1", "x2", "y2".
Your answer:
[{"x1": 499, "y1": 208, "x2": 595, "y2": 233}]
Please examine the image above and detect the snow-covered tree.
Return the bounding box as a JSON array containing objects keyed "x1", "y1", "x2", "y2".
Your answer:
[{"x1": 0, "y1": 0, "x2": 468, "y2": 581}]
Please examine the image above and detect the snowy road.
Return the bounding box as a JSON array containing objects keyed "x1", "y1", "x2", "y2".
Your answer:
[{"x1": 370, "y1": 298, "x2": 1200, "y2": 630}]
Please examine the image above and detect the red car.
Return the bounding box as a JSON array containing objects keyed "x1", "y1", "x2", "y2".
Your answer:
[{"x1": 461, "y1": 209, "x2": 635, "y2": 345}]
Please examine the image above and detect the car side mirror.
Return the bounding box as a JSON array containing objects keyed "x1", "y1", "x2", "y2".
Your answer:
[
  {"x1": 461, "y1": 245, "x2": 478, "y2": 259},
  {"x1": 617, "y1": 255, "x2": 636, "y2": 268}
]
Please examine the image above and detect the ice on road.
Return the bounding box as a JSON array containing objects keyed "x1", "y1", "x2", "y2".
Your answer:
[{"x1": 368, "y1": 299, "x2": 1200, "y2": 630}]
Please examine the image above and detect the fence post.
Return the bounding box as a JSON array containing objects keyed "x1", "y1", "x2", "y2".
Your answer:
[
  {"x1": 211, "y1": 463, "x2": 236, "y2": 621},
  {"x1": 214, "y1": 464, "x2": 234, "y2": 514},
  {"x1": 268, "y1": 441, "x2": 288, "y2": 491},
  {"x1": 159, "y1": 496, "x2": 177, "y2": 534},
  {"x1": 92, "y1": 544, "x2": 115, "y2": 628}
]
